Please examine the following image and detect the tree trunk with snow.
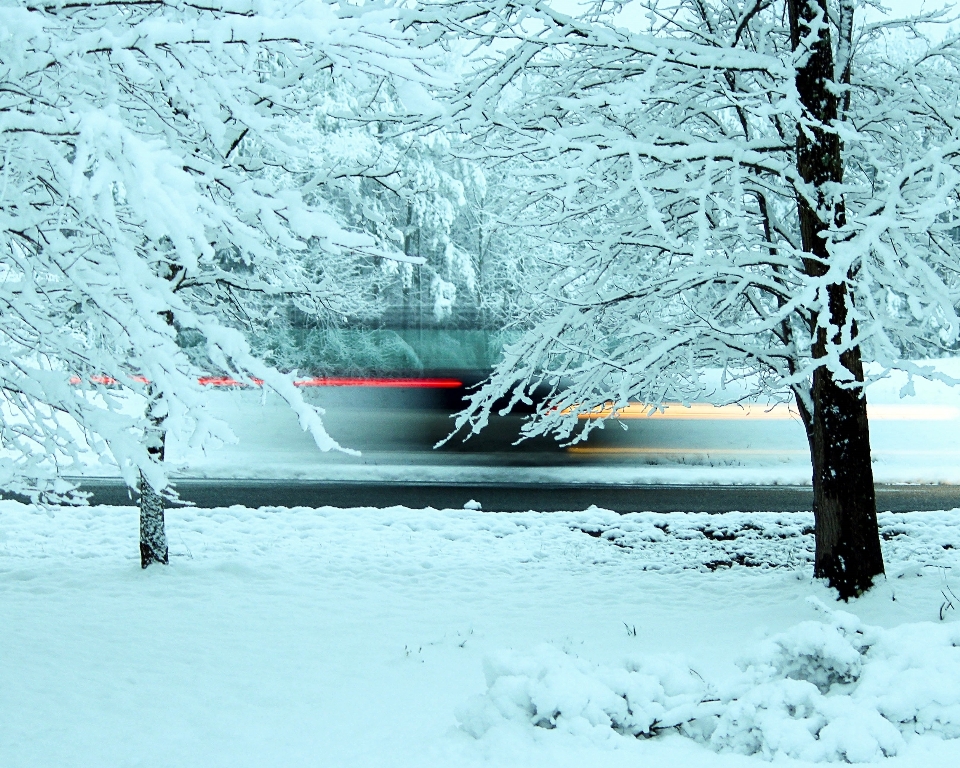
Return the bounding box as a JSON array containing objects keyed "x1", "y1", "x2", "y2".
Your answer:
[
  {"x1": 139, "y1": 473, "x2": 168, "y2": 568},
  {"x1": 139, "y1": 394, "x2": 169, "y2": 569},
  {"x1": 806, "y1": 365, "x2": 882, "y2": 597},
  {"x1": 139, "y1": 301, "x2": 176, "y2": 570},
  {"x1": 789, "y1": 0, "x2": 883, "y2": 597}
]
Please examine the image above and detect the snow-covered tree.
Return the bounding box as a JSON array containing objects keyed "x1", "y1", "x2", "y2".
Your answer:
[
  {"x1": 1, "y1": 0, "x2": 433, "y2": 565},
  {"x1": 415, "y1": 0, "x2": 960, "y2": 598}
]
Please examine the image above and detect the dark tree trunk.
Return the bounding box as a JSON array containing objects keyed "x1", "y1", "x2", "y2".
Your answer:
[
  {"x1": 788, "y1": 0, "x2": 884, "y2": 598},
  {"x1": 139, "y1": 300, "x2": 177, "y2": 568},
  {"x1": 808, "y1": 365, "x2": 883, "y2": 596},
  {"x1": 139, "y1": 392, "x2": 169, "y2": 568},
  {"x1": 139, "y1": 470, "x2": 168, "y2": 568},
  {"x1": 137, "y1": 260, "x2": 184, "y2": 568}
]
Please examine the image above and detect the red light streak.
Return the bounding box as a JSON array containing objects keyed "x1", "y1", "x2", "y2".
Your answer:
[
  {"x1": 292, "y1": 377, "x2": 463, "y2": 388},
  {"x1": 198, "y1": 377, "x2": 464, "y2": 388},
  {"x1": 72, "y1": 375, "x2": 464, "y2": 389}
]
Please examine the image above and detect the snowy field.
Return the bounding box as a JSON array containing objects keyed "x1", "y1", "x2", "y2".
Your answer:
[
  {"x1": 4, "y1": 501, "x2": 960, "y2": 766},
  {"x1": 5, "y1": 362, "x2": 960, "y2": 766}
]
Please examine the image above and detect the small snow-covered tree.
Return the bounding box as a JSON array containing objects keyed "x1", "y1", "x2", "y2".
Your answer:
[
  {"x1": 415, "y1": 0, "x2": 960, "y2": 598},
  {"x1": 1, "y1": 0, "x2": 432, "y2": 565}
]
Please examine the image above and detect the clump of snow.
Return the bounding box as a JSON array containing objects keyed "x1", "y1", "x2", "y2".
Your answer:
[
  {"x1": 854, "y1": 621, "x2": 960, "y2": 739},
  {"x1": 459, "y1": 597, "x2": 960, "y2": 762},
  {"x1": 742, "y1": 599, "x2": 871, "y2": 693},
  {"x1": 711, "y1": 678, "x2": 903, "y2": 762},
  {"x1": 456, "y1": 644, "x2": 715, "y2": 740}
]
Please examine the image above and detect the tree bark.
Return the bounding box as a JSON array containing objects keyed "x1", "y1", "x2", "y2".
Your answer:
[
  {"x1": 139, "y1": 298, "x2": 177, "y2": 568},
  {"x1": 139, "y1": 388, "x2": 169, "y2": 568},
  {"x1": 139, "y1": 469, "x2": 168, "y2": 568},
  {"x1": 788, "y1": 0, "x2": 884, "y2": 598},
  {"x1": 808, "y1": 362, "x2": 883, "y2": 597}
]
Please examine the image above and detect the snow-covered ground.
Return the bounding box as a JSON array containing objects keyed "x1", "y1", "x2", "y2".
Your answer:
[
  {"x1": 5, "y1": 362, "x2": 960, "y2": 766},
  {"x1": 4, "y1": 501, "x2": 960, "y2": 766}
]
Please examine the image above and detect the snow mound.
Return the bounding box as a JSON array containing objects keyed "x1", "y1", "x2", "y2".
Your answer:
[
  {"x1": 459, "y1": 599, "x2": 960, "y2": 762},
  {"x1": 455, "y1": 644, "x2": 715, "y2": 740},
  {"x1": 742, "y1": 600, "x2": 873, "y2": 694},
  {"x1": 712, "y1": 679, "x2": 902, "y2": 762}
]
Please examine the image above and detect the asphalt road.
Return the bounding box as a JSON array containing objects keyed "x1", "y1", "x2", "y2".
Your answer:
[{"x1": 68, "y1": 479, "x2": 960, "y2": 513}]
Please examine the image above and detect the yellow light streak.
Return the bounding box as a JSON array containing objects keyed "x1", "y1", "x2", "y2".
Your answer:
[
  {"x1": 573, "y1": 403, "x2": 960, "y2": 421},
  {"x1": 582, "y1": 403, "x2": 796, "y2": 420},
  {"x1": 566, "y1": 447, "x2": 807, "y2": 455}
]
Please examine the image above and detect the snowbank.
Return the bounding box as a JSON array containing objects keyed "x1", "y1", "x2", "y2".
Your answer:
[{"x1": 458, "y1": 598, "x2": 960, "y2": 762}]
